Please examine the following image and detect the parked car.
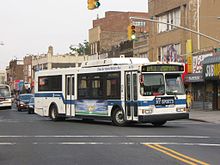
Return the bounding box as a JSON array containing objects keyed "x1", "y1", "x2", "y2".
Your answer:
[
  {"x1": 17, "y1": 94, "x2": 34, "y2": 111},
  {"x1": 27, "y1": 97, "x2": 34, "y2": 114}
]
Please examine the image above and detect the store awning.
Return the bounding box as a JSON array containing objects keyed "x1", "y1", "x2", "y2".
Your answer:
[{"x1": 203, "y1": 55, "x2": 220, "y2": 65}]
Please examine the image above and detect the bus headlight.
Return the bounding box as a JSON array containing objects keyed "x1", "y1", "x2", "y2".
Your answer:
[
  {"x1": 176, "y1": 108, "x2": 186, "y2": 112},
  {"x1": 141, "y1": 109, "x2": 153, "y2": 114}
]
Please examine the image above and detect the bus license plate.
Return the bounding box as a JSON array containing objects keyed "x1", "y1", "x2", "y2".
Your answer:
[{"x1": 155, "y1": 97, "x2": 175, "y2": 106}]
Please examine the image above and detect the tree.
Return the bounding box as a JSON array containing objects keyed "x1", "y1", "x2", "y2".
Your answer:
[{"x1": 69, "y1": 40, "x2": 90, "y2": 55}]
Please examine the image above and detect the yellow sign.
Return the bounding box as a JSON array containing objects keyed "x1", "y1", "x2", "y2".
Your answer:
[
  {"x1": 186, "y1": 39, "x2": 193, "y2": 73},
  {"x1": 214, "y1": 64, "x2": 220, "y2": 77}
]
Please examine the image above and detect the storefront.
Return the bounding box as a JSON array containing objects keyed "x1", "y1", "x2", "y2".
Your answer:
[
  {"x1": 184, "y1": 73, "x2": 205, "y2": 109},
  {"x1": 203, "y1": 55, "x2": 220, "y2": 110},
  {"x1": 184, "y1": 52, "x2": 213, "y2": 110}
]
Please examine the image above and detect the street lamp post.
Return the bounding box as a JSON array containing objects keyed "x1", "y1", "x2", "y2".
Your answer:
[{"x1": 129, "y1": 17, "x2": 220, "y2": 44}]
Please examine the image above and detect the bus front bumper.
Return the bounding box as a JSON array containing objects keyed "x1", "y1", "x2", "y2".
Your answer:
[{"x1": 138, "y1": 113, "x2": 189, "y2": 123}]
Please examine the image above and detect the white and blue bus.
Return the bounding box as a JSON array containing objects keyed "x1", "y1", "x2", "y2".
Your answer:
[
  {"x1": 0, "y1": 84, "x2": 12, "y2": 109},
  {"x1": 34, "y1": 58, "x2": 189, "y2": 126}
]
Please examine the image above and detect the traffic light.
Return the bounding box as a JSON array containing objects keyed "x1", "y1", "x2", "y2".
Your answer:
[
  {"x1": 87, "y1": 0, "x2": 100, "y2": 10},
  {"x1": 127, "y1": 25, "x2": 136, "y2": 40}
]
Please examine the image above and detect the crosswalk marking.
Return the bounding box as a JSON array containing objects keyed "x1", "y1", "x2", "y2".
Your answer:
[
  {"x1": 0, "y1": 135, "x2": 210, "y2": 138},
  {"x1": 0, "y1": 142, "x2": 220, "y2": 147}
]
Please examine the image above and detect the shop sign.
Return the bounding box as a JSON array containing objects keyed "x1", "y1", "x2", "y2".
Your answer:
[
  {"x1": 184, "y1": 73, "x2": 204, "y2": 82},
  {"x1": 204, "y1": 63, "x2": 220, "y2": 79},
  {"x1": 193, "y1": 54, "x2": 212, "y2": 73},
  {"x1": 186, "y1": 39, "x2": 193, "y2": 73}
]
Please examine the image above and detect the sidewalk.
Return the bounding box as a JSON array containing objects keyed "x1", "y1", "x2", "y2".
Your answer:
[{"x1": 189, "y1": 109, "x2": 220, "y2": 124}]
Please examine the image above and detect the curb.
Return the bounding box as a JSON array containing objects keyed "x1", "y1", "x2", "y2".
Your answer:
[{"x1": 188, "y1": 118, "x2": 210, "y2": 123}]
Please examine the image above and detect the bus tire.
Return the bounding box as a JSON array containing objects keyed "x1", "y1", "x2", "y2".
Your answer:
[
  {"x1": 49, "y1": 105, "x2": 59, "y2": 121},
  {"x1": 152, "y1": 121, "x2": 166, "y2": 127},
  {"x1": 112, "y1": 108, "x2": 127, "y2": 126}
]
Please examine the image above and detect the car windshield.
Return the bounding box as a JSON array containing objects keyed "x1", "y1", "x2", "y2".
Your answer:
[
  {"x1": 165, "y1": 74, "x2": 185, "y2": 95},
  {"x1": 29, "y1": 97, "x2": 34, "y2": 103},
  {"x1": 140, "y1": 74, "x2": 165, "y2": 96},
  {"x1": 19, "y1": 94, "x2": 33, "y2": 101}
]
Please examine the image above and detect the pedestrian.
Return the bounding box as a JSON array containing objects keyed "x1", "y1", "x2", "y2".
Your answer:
[{"x1": 186, "y1": 91, "x2": 192, "y2": 110}]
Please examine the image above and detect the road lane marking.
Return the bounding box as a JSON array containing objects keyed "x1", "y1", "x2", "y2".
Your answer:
[
  {"x1": 142, "y1": 142, "x2": 220, "y2": 147},
  {"x1": 0, "y1": 135, "x2": 210, "y2": 138},
  {"x1": 0, "y1": 141, "x2": 220, "y2": 148},
  {"x1": 145, "y1": 144, "x2": 210, "y2": 165},
  {"x1": 0, "y1": 143, "x2": 16, "y2": 145},
  {"x1": 145, "y1": 144, "x2": 198, "y2": 165},
  {"x1": 154, "y1": 144, "x2": 210, "y2": 165}
]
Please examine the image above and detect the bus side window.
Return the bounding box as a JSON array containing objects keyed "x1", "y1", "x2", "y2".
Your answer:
[
  {"x1": 91, "y1": 78, "x2": 102, "y2": 98},
  {"x1": 106, "y1": 72, "x2": 120, "y2": 99},
  {"x1": 78, "y1": 75, "x2": 89, "y2": 99}
]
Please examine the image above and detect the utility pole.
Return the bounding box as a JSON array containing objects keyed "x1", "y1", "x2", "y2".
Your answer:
[
  {"x1": 129, "y1": 17, "x2": 220, "y2": 44},
  {"x1": 197, "y1": 0, "x2": 201, "y2": 50}
]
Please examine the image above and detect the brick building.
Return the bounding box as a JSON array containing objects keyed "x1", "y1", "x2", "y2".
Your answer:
[
  {"x1": 23, "y1": 55, "x2": 32, "y2": 87},
  {"x1": 32, "y1": 46, "x2": 86, "y2": 83},
  {"x1": 32, "y1": 46, "x2": 85, "y2": 71},
  {"x1": 7, "y1": 59, "x2": 24, "y2": 91},
  {"x1": 148, "y1": 0, "x2": 220, "y2": 110},
  {"x1": 89, "y1": 11, "x2": 149, "y2": 57},
  {"x1": 148, "y1": 0, "x2": 220, "y2": 62}
]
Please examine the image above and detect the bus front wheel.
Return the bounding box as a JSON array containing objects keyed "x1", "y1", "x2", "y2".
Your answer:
[
  {"x1": 112, "y1": 108, "x2": 127, "y2": 126},
  {"x1": 152, "y1": 121, "x2": 166, "y2": 127}
]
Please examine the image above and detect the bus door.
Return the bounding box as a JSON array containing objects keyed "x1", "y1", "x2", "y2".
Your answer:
[
  {"x1": 65, "y1": 75, "x2": 75, "y2": 116},
  {"x1": 125, "y1": 71, "x2": 138, "y2": 121}
]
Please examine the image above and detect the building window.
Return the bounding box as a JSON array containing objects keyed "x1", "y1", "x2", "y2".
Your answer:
[
  {"x1": 158, "y1": 8, "x2": 181, "y2": 33},
  {"x1": 133, "y1": 21, "x2": 146, "y2": 27},
  {"x1": 43, "y1": 63, "x2": 48, "y2": 70},
  {"x1": 159, "y1": 43, "x2": 182, "y2": 62}
]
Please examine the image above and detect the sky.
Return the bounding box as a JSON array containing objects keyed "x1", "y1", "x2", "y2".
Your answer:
[{"x1": 0, "y1": 0, "x2": 148, "y2": 69}]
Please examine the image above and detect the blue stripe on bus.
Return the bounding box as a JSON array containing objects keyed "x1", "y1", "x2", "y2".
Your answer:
[{"x1": 34, "y1": 93, "x2": 186, "y2": 106}]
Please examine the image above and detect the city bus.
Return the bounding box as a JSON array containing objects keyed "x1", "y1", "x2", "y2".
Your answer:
[
  {"x1": 34, "y1": 57, "x2": 189, "y2": 126},
  {"x1": 0, "y1": 84, "x2": 12, "y2": 109}
]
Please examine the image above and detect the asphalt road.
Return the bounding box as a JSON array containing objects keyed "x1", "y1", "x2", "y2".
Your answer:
[{"x1": 0, "y1": 106, "x2": 220, "y2": 165}]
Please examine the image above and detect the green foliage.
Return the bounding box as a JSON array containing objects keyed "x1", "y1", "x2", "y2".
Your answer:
[{"x1": 69, "y1": 40, "x2": 90, "y2": 55}]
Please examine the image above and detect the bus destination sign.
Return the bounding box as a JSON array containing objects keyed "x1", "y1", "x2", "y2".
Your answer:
[{"x1": 142, "y1": 65, "x2": 184, "y2": 72}]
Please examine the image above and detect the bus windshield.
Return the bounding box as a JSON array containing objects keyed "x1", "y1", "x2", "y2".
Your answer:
[
  {"x1": 140, "y1": 73, "x2": 185, "y2": 96},
  {"x1": 165, "y1": 74, "x2": 185, "y2": 95},
  {"x1": 141, "y1": 74, "x2": 165, "y2": 96},
  {"x1": 0, "y1": 86, "x2": 11, "y2": 98}
]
